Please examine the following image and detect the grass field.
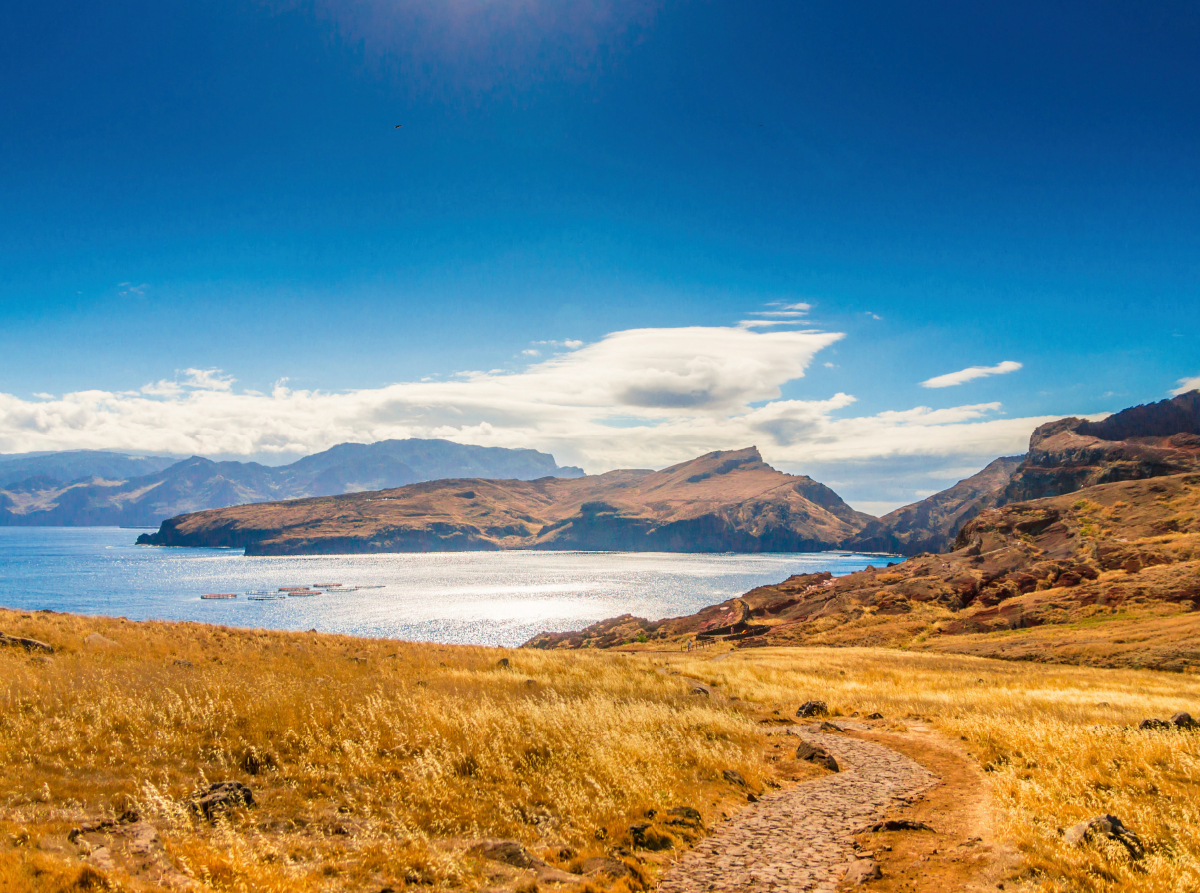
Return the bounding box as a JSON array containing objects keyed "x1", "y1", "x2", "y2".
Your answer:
[
  {"x1": 2, "y1": 608, "x2": 1199, "y2": 892},
  {"x1": 0, "y1": 609, "x2": 785, "y2": 893}
]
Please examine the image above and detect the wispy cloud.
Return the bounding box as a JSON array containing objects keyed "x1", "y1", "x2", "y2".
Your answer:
[
  {"x1": 1172, "y1": 374, "x2": 1200, "y2": 396},
  {"x1": 748, "y1": 301, "x2": 812, "y2": 319},
  {"x1": 117, "y1": 282, "x2": 148, "y2": 298},
  {"x1": 921, "y1": 360, "x2": 1022, "y2": 389},
  {"x1": 140, "y1": 368, "x2": 235, "y2": 396},
  {"x1": 0, "y1": 322, "x2": 1052, "y2": 474}
]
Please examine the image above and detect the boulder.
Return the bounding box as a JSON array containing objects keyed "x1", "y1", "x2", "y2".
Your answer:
[
  {"x1": 497, "y1": 657, "x2": 510, "y2": 668},
  {"x1": 0, "y1": 632, "x2": 53, "y2": 654},
  {"x1": 843, "y1": 859, "x2": 882, "y2": 885},
  {"x1": 1063, "y1": 814, "x2": 1144, "y2": 859},
  {"x1": 866, "y1": 712, "x2": 884, "y2": 720},
  {"x1": 860, "y1": 819, "x2": 935, "y2": 833},
  {"x1": 722, "y1": 769, "x2": 748, "y2": 786},
  {"x1": 665, "y1": 806, "x2": 703, "y2": 829},
  {"x1": 188, "y1": 781, "x2": 254, "y2": 821},
  {"x1": 1139, "y1": 718, "x2": 1171, "y2": 730},
  {"x1": 85, "y1": 632, "x2": 117, "y2": 648},
  {"x1": 797, "y1": 700, "x2": 828, "y2": 718},
  {"x1": 467, "y1": 839, "x2": 581, "y2": 883},
  {"x1": 795, "y1": 741, "x2": 839, "y2": 772},
  {"x1": 1171, "y1": 711, "x2": 1197, "y2": 729}
]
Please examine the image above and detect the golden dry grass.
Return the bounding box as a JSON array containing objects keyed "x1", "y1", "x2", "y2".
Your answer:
[
  {"x1": 0, "y1": 609, "x2": 775, "y2": 893},
  {"x1": 670, "y1": 646, "x2": 1200, "y2": 893},
  {"x1": 6, "y1": 608, "x2": 1200, "y2": 893}
]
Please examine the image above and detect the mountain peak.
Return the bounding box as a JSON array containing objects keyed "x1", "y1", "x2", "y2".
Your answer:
[{"x1": 660, "y1": 446, "x2": 764, "y2": 479}]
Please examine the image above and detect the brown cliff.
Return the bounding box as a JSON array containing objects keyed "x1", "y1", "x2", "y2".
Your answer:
[
  {"x1": 836, "y1": 389, "x2": 1200, "y2": 557},
  {"x1": 1000, "y1": 391, "x2": 1200, "y2": 504}
]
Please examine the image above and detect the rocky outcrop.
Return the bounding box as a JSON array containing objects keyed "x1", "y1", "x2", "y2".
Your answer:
[
  {"x1": 138, "y1": 447, "x2": 876, "y2": 555},
  {"x1": 189, "y1": 781, "x2": 254, "y2": 821},
  {"x1": 1000, "y1": 391, "x2": 1200, "y2": 504},
  {"x1": 0, "y1": 632, "x2": 54, "y2": 653},
  {"x1": 841, "y1": 391, "x2": 1200, "y2": 557}
]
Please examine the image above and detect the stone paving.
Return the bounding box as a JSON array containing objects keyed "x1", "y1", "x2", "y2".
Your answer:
[{"x1": 657, "y1": 729, "x2": 937, "y2": 893}]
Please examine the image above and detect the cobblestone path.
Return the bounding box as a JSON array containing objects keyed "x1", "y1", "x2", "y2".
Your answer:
[{"x1": 657, "y1": 730, "x2": 937, "y2": 892}]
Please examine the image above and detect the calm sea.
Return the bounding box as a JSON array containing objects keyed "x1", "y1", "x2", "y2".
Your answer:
[{"x1": 0, "y1": 527, "x2": 894, "y2": 647}]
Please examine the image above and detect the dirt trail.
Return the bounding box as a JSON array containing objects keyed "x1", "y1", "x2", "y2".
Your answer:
[
  {"x1": 657, "y1": 730, "x2": 936, "y2": 892},
  {"x1": 654, "y1": 663, "x2": 1013, "y2": 892}
]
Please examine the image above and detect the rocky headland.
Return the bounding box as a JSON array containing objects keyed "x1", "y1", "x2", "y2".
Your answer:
[{"x1": 136, "y1": 447, "x2": 874, "y2": 554}]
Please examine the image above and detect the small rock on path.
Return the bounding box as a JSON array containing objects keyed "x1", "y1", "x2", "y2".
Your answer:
[{"x1": 657, "y1": 730, "x2": 936, "y2": 893}]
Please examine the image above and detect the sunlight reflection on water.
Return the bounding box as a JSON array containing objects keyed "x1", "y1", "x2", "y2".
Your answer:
[{"x1": 0, "y1": 528, "x2": 895, "y2": 646}]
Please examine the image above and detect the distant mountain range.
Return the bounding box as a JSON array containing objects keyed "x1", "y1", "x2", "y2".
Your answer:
[
  {"x1": 0, "y1": 451, "x2": 179, "y2": 489},
  {"x1": 0, "y1": 440, "x2": 584, "y2": 527}
]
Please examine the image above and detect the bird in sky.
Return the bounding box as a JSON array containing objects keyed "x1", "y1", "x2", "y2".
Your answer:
[{"x1": 395, "y1": 124, "x2": 402, "y2": 128}]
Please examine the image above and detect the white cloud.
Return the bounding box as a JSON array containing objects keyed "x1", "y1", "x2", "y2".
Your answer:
[
  {"x1": 0, "y1": 324, "x2": 1052, "y2": 474},
  {"x1": 117, "y1": 282, "x2": 147, "y2": 298},
  {"x1": 749, "y1": 302, "x2": 811, "y2": 319},
  {"x1": 921, "y1": 360, "x2": 1022, "y2": 389},
  {"x1": 864, "y1": 311, "x2": 882, "y2": 320},
  {"x1": 738, "y1": 319, "x2": 804, "y2": 329},
  {"x1": 1172, "y1": 374, "x2": 1200, "y2": 396},
  {"x1": 141, "y1": 368, "x2": 235, "y2": 396},
  {"x1": 521, "y1": 349, "x2": 540, "y2": 357}
]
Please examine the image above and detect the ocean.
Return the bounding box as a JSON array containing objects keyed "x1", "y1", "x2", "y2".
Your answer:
[{"x1": 0, "y1": 527, "x2": 894, "y2": 647}]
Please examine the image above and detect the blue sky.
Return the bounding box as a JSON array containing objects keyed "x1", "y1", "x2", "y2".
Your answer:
[{"x1": 1, "y1": 1, "x2": 1198, "y2": 511}]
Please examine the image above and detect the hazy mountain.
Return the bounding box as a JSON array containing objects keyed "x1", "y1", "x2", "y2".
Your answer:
[
  {"x1": 0, "y1": 440, "x2": 584, "y2": 527},
  {"x1": 137, "y1": 446, "x2": 876, "y2": 555},
  {"x1": 0, "y1": 451, "x2": 179, "y2": 489}
]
